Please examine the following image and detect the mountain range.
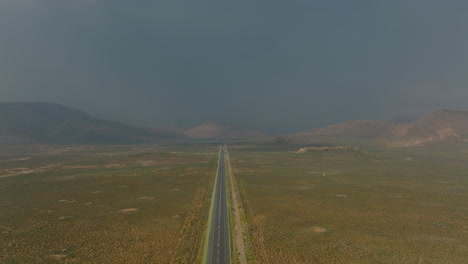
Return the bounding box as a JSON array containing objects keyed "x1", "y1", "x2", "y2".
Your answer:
[
  {"x1": 2, "y1": 102, "x2": 467, "y2": 147},
  {"x1": 0, "y1": 102, "x2": 181, "y2": 145},
  {"x1": 0, "y1": 102, "x2": 266, "y2": 145},
  {"x1": 274, "y1": 109, "x2": 468, "y2": 147}
]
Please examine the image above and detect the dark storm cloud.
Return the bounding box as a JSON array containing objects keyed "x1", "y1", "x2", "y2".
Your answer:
[{"x1": 1, "y1": 0, "x2": 468, "y2": 134}]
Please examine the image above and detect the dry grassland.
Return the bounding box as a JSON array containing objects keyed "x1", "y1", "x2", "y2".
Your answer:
[
  {"x1": 0, "y1": 145, "x2": 217, "y2": 263},
  {"x1": 230, "y1": 145, "x2": 468, "y2": 264}
]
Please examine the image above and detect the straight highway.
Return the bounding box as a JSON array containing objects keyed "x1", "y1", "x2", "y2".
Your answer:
[{"x1": 206, "y1": 145, "x2": 230, "y2": 264}]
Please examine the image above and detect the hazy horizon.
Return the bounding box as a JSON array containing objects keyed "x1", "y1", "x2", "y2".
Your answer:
[{"x1": 1, "y1": 0, "x2": 468, "y2": 134}]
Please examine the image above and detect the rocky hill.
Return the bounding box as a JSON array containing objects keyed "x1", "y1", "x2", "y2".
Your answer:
[
  {"x1": 273, "y1": 109, "x2": 468, "y2": 147},
  {"x1": 388, "y1": 109, "x2": 468, "y2": 147}
]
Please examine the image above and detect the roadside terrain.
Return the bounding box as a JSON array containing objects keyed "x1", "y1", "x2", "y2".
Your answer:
[
  {"x1": 226, "y1": 146, "x2": 256, "y2": 264},
  {"x1": 229, "y1": 143, "x2": 468, "y2": 264},
  {"x1": 0, "y1": 144, "x2": 216, "y2": 263}
]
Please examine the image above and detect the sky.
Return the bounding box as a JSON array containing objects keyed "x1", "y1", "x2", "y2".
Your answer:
[{"x1": 1, "y1": 0, "x2": 468, "y2": 134}]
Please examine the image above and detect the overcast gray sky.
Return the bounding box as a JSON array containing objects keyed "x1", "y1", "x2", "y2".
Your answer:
[{"x1": 1, "y1": 0, "x2": 468, "y2": 134}]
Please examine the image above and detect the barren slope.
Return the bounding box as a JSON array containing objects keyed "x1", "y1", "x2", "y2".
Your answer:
[{"x1": 273, "y1": 109, "x2": 468, "y2": 147}]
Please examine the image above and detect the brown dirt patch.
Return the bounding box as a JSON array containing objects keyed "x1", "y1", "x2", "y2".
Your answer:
[
  {"x1": 50, "y1": 254, "x2": 67, "y2": 260},
  {"x1": 0, "y1": 157, "x2": 31, "y2": 162},
  {"x1": 309, "y1": 226, "x2": 326, "y2": 233},
  {"x1": 120, "y1": 208, "x2": 138, "y2": 213},
  {"x1": 139, "y1": 160, "x2": 158, "y2": 166},
  {"x1": 138, "y1": 196, "x2": 154, "y2": 200},
  {"x1": 59, "y1": 199, "x2": 76, "y2": 203}
]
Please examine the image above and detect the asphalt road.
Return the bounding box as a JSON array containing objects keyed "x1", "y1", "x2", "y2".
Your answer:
[{"x1": 207, "y1": 145, "x2": 230, "y2": 264}]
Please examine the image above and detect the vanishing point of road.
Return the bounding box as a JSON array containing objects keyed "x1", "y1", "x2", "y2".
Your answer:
[{"x1": 206, "y1": 145, "x2": 231, "y2": 264}]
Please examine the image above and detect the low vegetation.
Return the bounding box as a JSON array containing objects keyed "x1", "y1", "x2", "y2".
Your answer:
[
  {"x1": 0, "y1": 144, "x2": 217, "y2": 263},
  {"x1": 230, "y1": 143, "x2": 468, "y2": 264}
]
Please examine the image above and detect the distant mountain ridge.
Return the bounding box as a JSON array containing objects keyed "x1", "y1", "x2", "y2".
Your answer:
[
  {"x1": 275, "y1": 109, "x2": 468, "y2": 147},
  {"x1": 388, "y1": 109, "x2": 468, "y2": 147},
  {"x1": 303, "y1": 120, "x2": 397, "y2": 138},
  {"x1": 185, "y1": 121, "x2": 266, "y2": 139},
  {"x1": 0, "y1": 102, "x2": 181, "y2": 144}
]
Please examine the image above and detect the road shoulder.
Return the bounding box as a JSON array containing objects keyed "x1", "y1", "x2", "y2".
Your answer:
[{"x1": 225, "y1": 146, "x2": 256, "y2": 264}]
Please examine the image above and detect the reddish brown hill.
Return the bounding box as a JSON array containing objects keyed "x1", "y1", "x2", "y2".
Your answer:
[{"x1": 185, "y1": 121, "x2": 266, "y2": 139}]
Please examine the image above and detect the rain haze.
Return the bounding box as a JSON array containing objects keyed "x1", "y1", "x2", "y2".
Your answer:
[{"x1": 1, "y1": 0, "x2": 468, "y2": 134}]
